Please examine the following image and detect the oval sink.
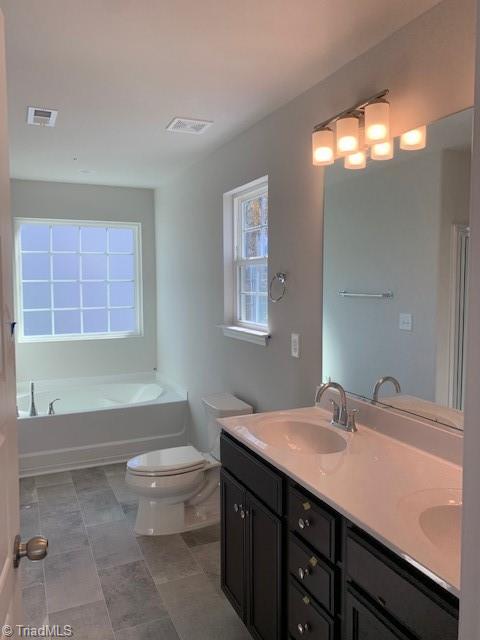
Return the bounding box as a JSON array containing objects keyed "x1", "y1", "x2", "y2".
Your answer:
[
  {"x1": 419, "y1": 502, "x2": 462, "y2": 557},
  {"x1": 251, "y1": 419, "x2": 347, "y2": 454}
]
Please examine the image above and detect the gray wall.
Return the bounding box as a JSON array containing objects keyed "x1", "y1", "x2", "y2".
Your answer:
[
  {"x1": 155, "y1": 0, "x2": 475, "y2": 451},
  {"x1": 12, "y1": 179, "x2": 157, "y2": 381}
]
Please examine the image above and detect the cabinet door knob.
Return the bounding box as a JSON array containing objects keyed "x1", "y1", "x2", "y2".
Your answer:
[
  {"x1": 234, "y1": 503, "x2": 239, "y2": 512},
  {"x1": 298, "y1": 567, "x2": 310, "y2": 580},
  {"x1": 298, "y1": 518, "x2": 310, "y2": 530},
  {"x1": 240, "y1": 509, "x2": 246, "y2": 519},
  {"x1": 297, "y1": 623, "x2": 310, "y2": 635}
]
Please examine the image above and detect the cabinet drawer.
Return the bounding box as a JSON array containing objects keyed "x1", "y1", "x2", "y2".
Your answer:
[
  {"x1": 288, "y1": 578, "x2": 334, "y2": 640},
  {"x1": 288, "y1": 486, "x2": 336, "y2": 561},
  {"x1": 345, "y1": 589, "x2": 410, "y2": 640},
  {"x1": 220, "y1": 433, "x2": 283, "y2": 515},
  {"x1": 346, "y1": 532, "x2": 458, "y2": 640},
  {"x1": 288, "y1": 534, "x2": 334, "y2": 614}
]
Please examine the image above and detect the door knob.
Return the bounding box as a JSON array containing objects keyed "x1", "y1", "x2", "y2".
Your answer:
[
  {"x1": 13, "y1": 534, "x2": 48, "y2": 568},
  {"x1": 297, "y1": 622, "x2": 310, "y2": 634}
]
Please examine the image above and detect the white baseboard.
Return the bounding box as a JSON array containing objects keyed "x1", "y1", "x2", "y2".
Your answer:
[{"x1": 19, "y1": 432, "x2": 186, "y2": 477}]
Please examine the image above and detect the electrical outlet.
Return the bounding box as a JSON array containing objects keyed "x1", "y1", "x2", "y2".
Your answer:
[
  {"x1": 291, "y1": 333, "x2": 300, "y2": 358},
  {"x1": 399, "y1": 313, "x2": 413, "y2": 331}
]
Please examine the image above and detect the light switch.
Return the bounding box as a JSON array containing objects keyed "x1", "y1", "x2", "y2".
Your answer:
[
  {"x1": 291, "y1": 333, "x2": 300, "y2": 358},
  {"x1": 399, "y1": 313, "x2": 413, "y2": 331}
]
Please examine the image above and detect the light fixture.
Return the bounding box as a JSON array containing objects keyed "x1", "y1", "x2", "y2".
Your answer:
[
  {"x1": 312, "y1": 127, "x2": 335, "y2": 166},
  {"x1": 344, "y1": 150, "x2": 367, "y2": 170},
  {"x1": 371, "y1": 139, "x2": 394, "y2": 161},
  {"x1": 336, "y1": 114, "x2": 360, "y2": 155},
  {"x1": 364, "y1": 99, "x2": 390, "y2": 144},
  {"x1": 400, "y1": 125, "x2": 427, "y2": 150}
]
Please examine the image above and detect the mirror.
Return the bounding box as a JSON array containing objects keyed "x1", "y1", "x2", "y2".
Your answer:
[{"x1": 323, "y1": 108, "x2": 473, "y2": 430}]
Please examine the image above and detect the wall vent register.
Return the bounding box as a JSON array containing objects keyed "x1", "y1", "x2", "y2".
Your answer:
[
  {"x1": 166, "y1": 116, "x2": 213, "y2": 135},
  {"x1": 14, "y1": 219, "x2": 142, "y2": 342}
]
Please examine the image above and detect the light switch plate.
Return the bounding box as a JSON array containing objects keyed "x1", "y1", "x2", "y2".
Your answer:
[
  {"x1": 291, "y1": 333, "x2": 300, "y2": 358},
  {"x1": 399, "y1": 313, "x2": 413, "y2": 331}
]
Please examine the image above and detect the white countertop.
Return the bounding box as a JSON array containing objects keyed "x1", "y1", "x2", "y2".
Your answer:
[{"x1": 218, "y1": 406, "x2": 462, "y2": 596}]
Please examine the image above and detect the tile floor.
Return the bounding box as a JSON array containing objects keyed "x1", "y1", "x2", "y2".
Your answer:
[{"x1": 19, "y1": 464, "x2": 250, "y2": 640}]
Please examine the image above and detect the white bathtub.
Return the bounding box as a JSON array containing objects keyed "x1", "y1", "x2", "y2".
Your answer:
[{"x1": 17, "y1": 373, "x2": 188, "y2": 476}]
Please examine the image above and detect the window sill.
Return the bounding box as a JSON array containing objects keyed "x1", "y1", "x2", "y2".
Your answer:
[{"x1": 218, "y1": 324, "x2": 270, "y2": 346}]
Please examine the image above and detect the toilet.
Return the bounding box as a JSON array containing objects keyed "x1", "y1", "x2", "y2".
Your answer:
[{"x1": 126, "y1": 393, "x2": 253, "y2": 535}]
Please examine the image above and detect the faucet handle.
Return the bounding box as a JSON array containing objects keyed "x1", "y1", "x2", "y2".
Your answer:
[
  {"x1": 330, "y1": 399, "x2": 340, "y2": 423},
  {"x1": 347, "y1": 409, "x2": 359, "y2": 432},
  {"x1": 48, "y1": 399, "x2": 60, "y2": 416}
]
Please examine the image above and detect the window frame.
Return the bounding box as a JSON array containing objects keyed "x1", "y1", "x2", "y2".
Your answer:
[
  {"x1": 14, "y1": 217, "x2": 144, "y2": 343},
  {"x1": 232, "y1": 184, "x2": 269, "y2": 331}
]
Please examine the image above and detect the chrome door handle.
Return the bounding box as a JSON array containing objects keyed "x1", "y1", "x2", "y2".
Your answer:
[
  {"x1": 298, "y1": 518, "x2": 310, "y2": 530},
  {"x1": 13, "y1": 534, "x2": 48, "y2": 568}
]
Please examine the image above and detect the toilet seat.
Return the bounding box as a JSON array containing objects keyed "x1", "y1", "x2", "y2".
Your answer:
[{"x1": 127, "y1": 445, "x2": 208, "y2": 477}]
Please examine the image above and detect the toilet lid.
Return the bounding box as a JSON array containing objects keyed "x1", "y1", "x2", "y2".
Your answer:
[{"x1": 127, "y1": 446, "x2": 207, "y2": 474}]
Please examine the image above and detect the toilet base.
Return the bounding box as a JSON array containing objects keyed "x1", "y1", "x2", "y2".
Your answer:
[{"x1": 134, "y1": 488, "x2": 219, "y2": 536}]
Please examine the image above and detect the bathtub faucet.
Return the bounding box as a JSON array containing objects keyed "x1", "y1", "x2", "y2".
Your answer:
[
  {"x1": 48, "y1": 399, "x2": 61, "y2": 416},
  {"x1": 29, "y1": 381, "x2": 37, "y2": 417}
]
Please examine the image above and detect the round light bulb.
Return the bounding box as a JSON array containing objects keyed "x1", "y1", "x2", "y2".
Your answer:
[
  {"x1": 312, "y1": 128, "x2": 334, "y2": 166},
  {"x1": 400, "y1": 125, "x2": 427, "y2": 150}
]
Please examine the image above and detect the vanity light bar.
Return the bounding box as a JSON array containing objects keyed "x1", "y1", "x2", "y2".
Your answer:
[{"x1": 312, "y1": 89, "x2": 427, "y2": 170}]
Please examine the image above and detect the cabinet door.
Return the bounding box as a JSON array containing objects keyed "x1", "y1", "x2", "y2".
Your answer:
[
  {"x1": 221, "y1": 469, "x2": 247, "y2": 618},
  {"x1": 345, "y1": 590, "x2": 410, "y2": 640},
  {"x1": 246, "y1": 491, "x2": 283, "y2": 640}
]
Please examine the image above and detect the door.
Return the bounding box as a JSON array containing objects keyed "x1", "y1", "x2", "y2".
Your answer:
[
  {"x1": 345, "y1": 590, "x2": 409, "y2": 640},
  {"x1": 246, "y1": 492, "x2": 282, "y2": 640},
  {"x1": 221, "y1": 469, "x2": 247, "y2": 618},
  {"x1": 0, "y1": 9, "x2": 22, "y2": 634}
]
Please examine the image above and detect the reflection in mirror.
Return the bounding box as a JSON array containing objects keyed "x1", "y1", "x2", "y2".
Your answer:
[{"x1": 323, "y1": 108, "x2": 473, "y2": 431}]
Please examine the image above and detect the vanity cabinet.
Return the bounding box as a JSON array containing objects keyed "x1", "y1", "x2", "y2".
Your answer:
[
  {"x1": 220, "y1": 432, "x2": 459, "y2": 640},
  {"x1": 220, "y1": 434, "x2": 284, "y2": 640}
]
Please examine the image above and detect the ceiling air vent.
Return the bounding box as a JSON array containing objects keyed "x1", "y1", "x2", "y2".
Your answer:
[
  {"x1": 27, "y1": 107, "x2": 58, "y2": 127},
  {"x1": 166, "y1": 117, "x2": 213, "y2": 135}
]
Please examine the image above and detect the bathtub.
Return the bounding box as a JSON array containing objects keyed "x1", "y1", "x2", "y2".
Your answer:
[{"x1": 17, "y1": 373, "x2": 188, "y2": 476}]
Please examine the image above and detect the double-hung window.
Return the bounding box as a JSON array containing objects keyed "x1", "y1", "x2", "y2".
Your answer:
[
  {"x1": 15, "y1": 218, "x2": 142, "y2": 342},
  {"x1": 233, "y1": 180, "x2": 268, "y2": 330}
]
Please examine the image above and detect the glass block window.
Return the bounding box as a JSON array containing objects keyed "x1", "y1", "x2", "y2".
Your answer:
[
  {"x1": 234, "y1": 184, "x2": 268, "y2": 328},
  {"x1": 15, "y1": 219, "x2": 142, "y2": 341}
]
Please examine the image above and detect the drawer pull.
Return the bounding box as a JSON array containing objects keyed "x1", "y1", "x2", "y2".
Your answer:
[
  {"x1": 240, "y1": 509, "x2": 246, "y2": 519},
  {"x1": 302, "y1": 595, "x2": 310, "y2": 605},
  {"x1": 298, "y1": 518, "x2": 310, "y2": 530},
  {"x1": 302, "y1": 501, "x2": 311, "y2": 511},
  {"x1": 377, "y1": 595, "x2": 387, "y2": 607},
  {"x1": 297, "y1": 623, "x2": 310, "y2": 635},
  {"x1": 298, "y1": 567, "x2": 310, "y2": 580},
  {"x1": 234, "y1": 503, "x2": 239, "y2": 512}
]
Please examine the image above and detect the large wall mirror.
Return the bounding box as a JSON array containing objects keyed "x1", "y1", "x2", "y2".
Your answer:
[{"x1": 323, "y1": 108, "x2": 473, "y2": 431}]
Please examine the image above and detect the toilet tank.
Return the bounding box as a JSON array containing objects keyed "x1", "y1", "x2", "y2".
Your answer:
[{"x1": 202, "y1": 393, "x2": 253, "y2": 460}]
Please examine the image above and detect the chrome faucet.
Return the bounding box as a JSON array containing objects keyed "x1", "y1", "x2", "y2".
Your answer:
[
  {"x1": 48, "y1": 399, "x2": 60, "y2": 416},
  {"x1": 29, "y1": 381, "x2": 37, "y2": 417},
  {"x1": 315, "y1": 381, "x2": 358, "y2": 432},
  {"x1": 372, "y1": 376, "x2": 402, "y2": 404}
]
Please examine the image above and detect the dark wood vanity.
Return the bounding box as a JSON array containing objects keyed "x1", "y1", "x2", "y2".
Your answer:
[{"x1": 220, "y1": 432, "x2": 459, "y2": 640}]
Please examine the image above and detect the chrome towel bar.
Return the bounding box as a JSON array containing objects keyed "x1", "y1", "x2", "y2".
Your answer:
[{"x1": 338, "y1": 290, "x2": 393, "y2": 299}]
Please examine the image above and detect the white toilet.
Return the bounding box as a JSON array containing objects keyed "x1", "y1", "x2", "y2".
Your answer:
[{"x1": 126, "y1": 393, "x2": 253, "y2": 535}]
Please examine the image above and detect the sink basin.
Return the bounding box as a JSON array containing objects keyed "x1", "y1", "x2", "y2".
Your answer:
[
  {"x1": 419, "y1": 502, "x2": 462, "y2": 556},
  {"x1": 251, "y1": 419, "x2": 347, "y2": 454},
  {"x1": 399, "y1": 488, "x2": 462, "y2": 556}
]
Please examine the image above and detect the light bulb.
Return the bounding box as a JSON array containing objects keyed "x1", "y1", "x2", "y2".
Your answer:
[
  {"x1": 400, "y1": 125, "x2": 427, "y2": 150},
  {"x1": 344, "y1": 150, "x2": 367, "y2": 170},
  {"x1": 312, "y1": 128, "x2": 334, "y2": 166},
  {"x1": 364, "y1": 99, "x2": 390, "y2": 144},
  {"x1": 336, "y1": 115, "x2": 360, "y2": 155},
  {"x1": 371, "y1": 139, "x2": 394, "y2": 161}
]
